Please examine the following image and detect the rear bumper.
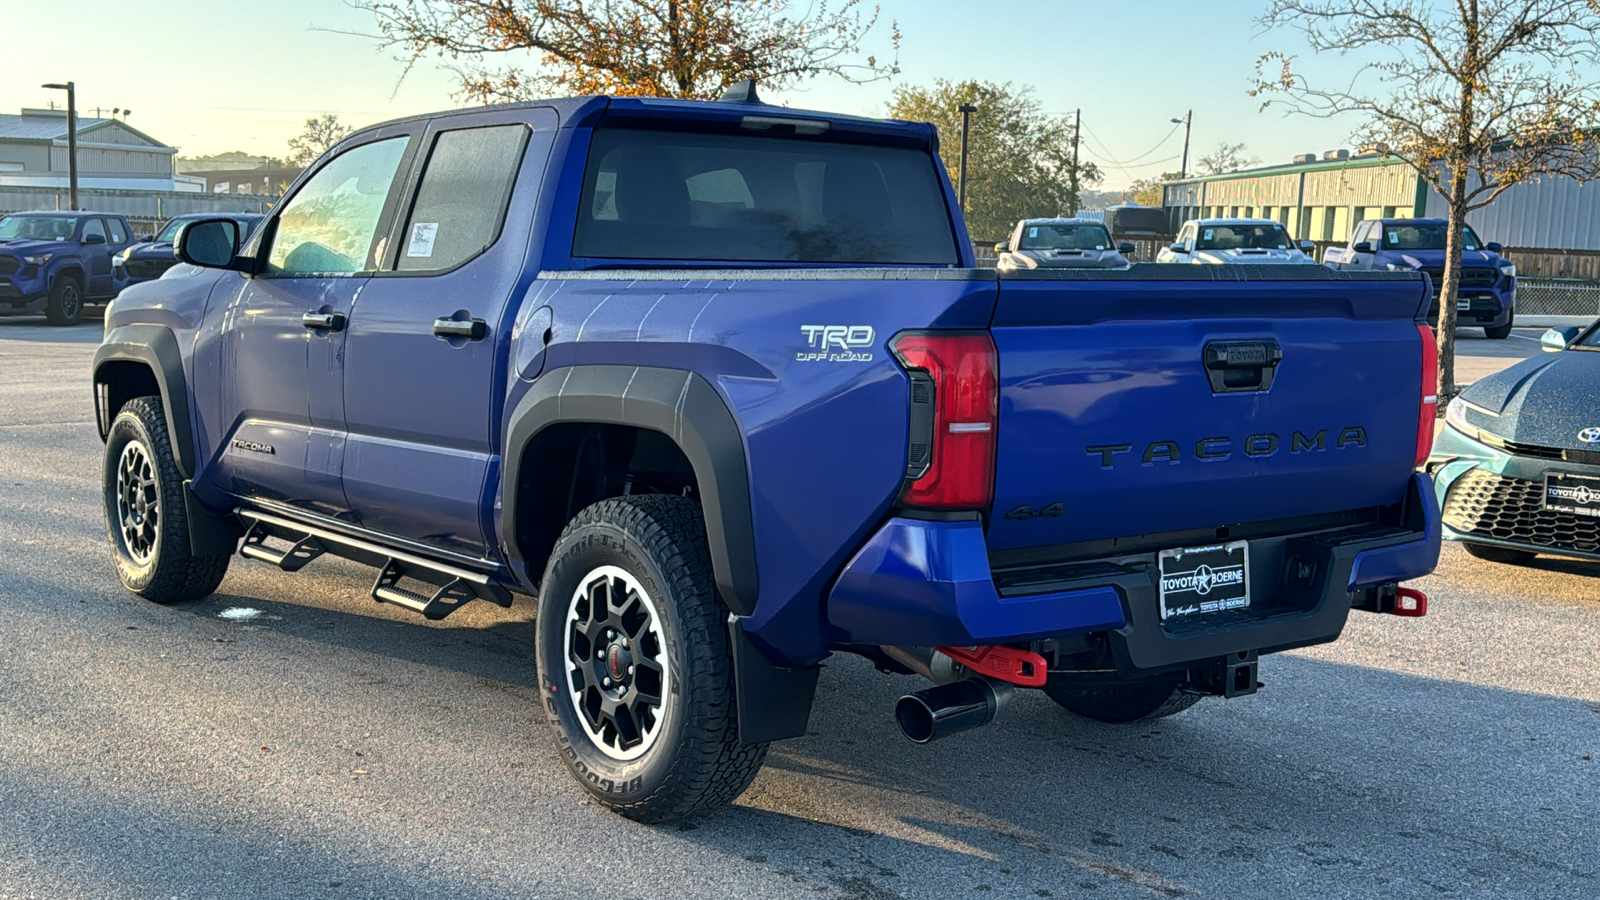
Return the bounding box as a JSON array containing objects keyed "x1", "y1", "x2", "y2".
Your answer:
[{"x1": 826, "y1": 473, "x2": 1440, "y2": 672}]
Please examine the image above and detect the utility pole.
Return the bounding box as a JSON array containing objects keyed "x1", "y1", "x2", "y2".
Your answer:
[
  {"x1": 957, "y1": 102, "x2": 977, "y2": 216},
  {"x1": 1069, "y1": 108, "x2": 1082, "y2": 216},
  {"x1": 41, "y1": 81, "x2": 78, "y2": 210},
  {"x1": 1171, "y1": 110, "x2": 1192, "y2": 178}
]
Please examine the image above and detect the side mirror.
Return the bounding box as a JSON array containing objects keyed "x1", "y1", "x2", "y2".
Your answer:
[
  {"x1": 1118, "y1": 242, "x2": 1135, "y2": 254},
  {"x1": 82, "y1": 233, "x2": 106, "y2": 245},
  {"x1": 135, "y1": 233, "x2": 152, "y2": 243},
  {"x1": 1169, "y1": 243, "x2": 1187, "y2": 254},
  {"x1": 174, "y1": 218, "x2": 242, "y2": 269},
  {"x1": 1352, "y1": 241, "x2": 1373, "y2": 253},
  {"x1": 994, "y1": 241, "x2": 1010, "y2": 254},
  {"x1": 1299, "y1": 241, "x2": 1316, "y2": 255},
  {"x1": 1542, "y1": 326, "x2": 1581, "y2": 352},
  {"x1": 1487, "y1": 242, "x2": 1504, "y2": 254}
]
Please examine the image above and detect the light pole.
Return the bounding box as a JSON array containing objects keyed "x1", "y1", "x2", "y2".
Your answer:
[
  {"x1": 1171, "y1": 110, "x2": 1192, "y2": 178},
  {"x1": 957, "y1": 102, "x2": 977, "y2": 215},
  {"x1": 42, "y1": 82, "x2": 78, "y2": 210}
]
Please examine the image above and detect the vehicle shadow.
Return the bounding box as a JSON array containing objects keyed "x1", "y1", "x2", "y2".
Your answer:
[{"x1": 0, "y1": 311, "x2": 104, "y2": 343}]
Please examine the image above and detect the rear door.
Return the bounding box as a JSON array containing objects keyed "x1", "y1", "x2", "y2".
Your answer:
[
  {"x1": 985, "y1": 269, "x2": 1428, "y2": 553},
  {"x1": 339, "y1": 108, "x2": 555, "y2": 559}
]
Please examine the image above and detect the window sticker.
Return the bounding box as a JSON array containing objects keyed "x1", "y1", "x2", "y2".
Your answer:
[
  {"x1": 406, "y1": 222, "x2": 439, "y2": 257},
  {"x1": 1028, "y1": 227, "x2": 1038, "y2": 238},
  {"x1": 1096, "y1": 245, "x2": 1105, "y2": 250},
  {"x1": 1388, "y1": 232, "x2": 1400, "y2": 244},
  {"x1": 1202, "y1": 229, "x2": 1214, "y2": 241}
]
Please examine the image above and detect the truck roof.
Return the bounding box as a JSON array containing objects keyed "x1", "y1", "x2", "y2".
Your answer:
[
  {"x1": 1184, "y1": 217, "x2": 1285, "y2": 227},
  {"x1": 1, "y1": 210, "x2": 124, "y2": 218},
  {"x1": 1374, "y1": 218, "x2": 1449, "y2": 226},
  {"x1": 1017, "y1": 217, "x2": 1108, "y2": 227}
]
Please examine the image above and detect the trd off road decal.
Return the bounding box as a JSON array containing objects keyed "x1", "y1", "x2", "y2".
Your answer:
[{"x1": 797, "y1": 325, "x2": 874, "y2": 362}]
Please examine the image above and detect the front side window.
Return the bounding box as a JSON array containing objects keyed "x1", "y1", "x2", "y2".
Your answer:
[
  {"x1": 0, "y1": 215, "x2": 75, "y2": 240},
  {"x1": 1196, "y1": 223, "x2": 1292, "y2": 251},
  {"x1": 573, "y1": 128, "x2": 959, "y2": 265},
  {"x1": 80, "y1": 218, "x2": 106, "y2": 243},
  {"x1": 267, "y1": 137, "x2": 409, "y2": 275},
  {"x1": 396, "y1": 125, "x2": 526, "y2": 272},
  {"x1": 1382, "y1": 223, "x2": 1481, "y2": 251},
  {"x1": 1017, "y1": 223, "x2": 1113, "y2": 251}
]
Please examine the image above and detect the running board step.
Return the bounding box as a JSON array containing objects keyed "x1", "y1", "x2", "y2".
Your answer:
[{"x1": 234, "y1": 509, "x2": 514, "y2": 619}]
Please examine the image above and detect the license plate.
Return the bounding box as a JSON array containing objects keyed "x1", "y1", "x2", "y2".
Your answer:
[
  {"x1": 1544, "y1": 472, "x2": 1600, "y2": 518},
  {"x1": 1456, "y1": 298, "x2": 1473, "y2": 310},
  {"x1": 1157, "y1": 541, "x2": 1250, "y2": 621}
]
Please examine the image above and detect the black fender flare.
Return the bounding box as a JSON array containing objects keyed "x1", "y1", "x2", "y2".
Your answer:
[
  {"x1": 93, "y1": 324, "x2": 195, "y2": 479},
  {"x1": 502, "y1": 365, "x2": 759, "y2": 617}
]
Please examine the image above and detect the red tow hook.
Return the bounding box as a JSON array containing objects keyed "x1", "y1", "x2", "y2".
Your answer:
[
  {"x1": 1392, "y1": 587, "x2": 1429, "y2": 617},
  {"x1": 934, "y1": 645, "x2": 1049, "y2": 687}
]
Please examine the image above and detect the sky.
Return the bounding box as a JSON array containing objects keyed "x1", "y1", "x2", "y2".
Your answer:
[{"x1": 0, "y1": 0, "x2": 1368, "y2": 189}]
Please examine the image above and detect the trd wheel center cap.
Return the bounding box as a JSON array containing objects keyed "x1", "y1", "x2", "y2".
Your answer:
[{"x1": 604, "y1": 643, "x2": 633, "y2": 686}]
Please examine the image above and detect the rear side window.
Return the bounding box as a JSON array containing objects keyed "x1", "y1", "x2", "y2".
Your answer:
[
  {"x1": 396, "y1": 125, "x2": 528, "y2": 272},
  {"x1": 104, "y1": 218, "x2": 128, "y2": 244},
  {"x1": 573, "y1": 128, "x2": 959, "y2": 265}
]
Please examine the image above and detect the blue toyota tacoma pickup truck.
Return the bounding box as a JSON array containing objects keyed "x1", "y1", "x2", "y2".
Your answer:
[
  {"x1": 0, "y1": 210, "x2": 135, "y2": 325},
  {"x1": 93, "y1": 87, "x2": 1441, "y2": 822},
  {"x1": 1324, "y1": 217, "x2": 1517, "y2": 339}
]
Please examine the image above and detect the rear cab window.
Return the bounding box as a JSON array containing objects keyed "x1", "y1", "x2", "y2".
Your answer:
[{"x1": 572, "y1": 128, "x2": 959, "y2": 265}]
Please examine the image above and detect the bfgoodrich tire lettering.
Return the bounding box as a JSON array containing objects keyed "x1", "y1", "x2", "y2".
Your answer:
[
  {"x1": 102, "y1": 396, "x2": 230, "y2": 602},
  {"x1": 536, "y1": 494, "x2": 767, "y2": 822}
]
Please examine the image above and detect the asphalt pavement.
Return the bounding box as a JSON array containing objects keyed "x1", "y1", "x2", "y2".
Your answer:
[{"x1": 0, "y1": 317, "x2": 1595, "y2": 900}]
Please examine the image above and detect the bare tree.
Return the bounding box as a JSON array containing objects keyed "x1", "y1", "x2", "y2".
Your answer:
[
  {"x1": 1197, "y1": 142, "x2": 1261, "y2": 175},
  {"x1": 1254, "y1": 0, "x2": 1600, "y2": 399},
  {"x1": 287, "y1": 114, "x2": 353, "y2": 166},
  {"x1": 352, "y1": 0, "x2": 899, "y2": 103}
]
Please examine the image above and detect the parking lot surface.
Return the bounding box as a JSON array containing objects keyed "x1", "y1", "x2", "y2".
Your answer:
[{"x1": 0, "y1": 318, "x2": 1594, "y2": 900}]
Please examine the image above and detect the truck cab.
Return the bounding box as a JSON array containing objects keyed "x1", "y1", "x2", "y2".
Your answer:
[
  {"x1": 1324, "y1": 218, "x2": 1517, "y2": 339},
  {"x1": 0, "y1": 211, "x2": 134, "y2": 325}
]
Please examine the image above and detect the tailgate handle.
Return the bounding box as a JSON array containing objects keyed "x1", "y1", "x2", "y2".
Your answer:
[{"x1": 1204, "y1": 340, "x2": 1282, "y2": 393}]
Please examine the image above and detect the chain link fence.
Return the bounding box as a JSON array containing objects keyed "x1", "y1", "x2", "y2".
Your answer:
[{"x1": 1516, "y1": 279, "x2": 1600, "y2": 317}]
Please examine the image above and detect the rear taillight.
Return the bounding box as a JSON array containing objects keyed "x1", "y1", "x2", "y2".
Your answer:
[
  {"x1": 891, "y1": 331, "x2": 998, "y2": 509},
  {"x1": 1417, "y1": 324, "x2": 1438, "y2": 466}
]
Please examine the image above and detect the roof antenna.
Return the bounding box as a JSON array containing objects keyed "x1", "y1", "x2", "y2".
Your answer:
[{"x1": 719, "y1": 79, "x2": 761, "y2": 104}]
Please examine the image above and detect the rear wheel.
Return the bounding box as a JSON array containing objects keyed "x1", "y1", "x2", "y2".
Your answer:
[
  {"x1": 102, "y1": 396, "x2": 231, "y2": 602},
  {"x1": 535, "y1": 494, "x2": 767, "y2": 822},
  {"x1": 1462, "y1": 541, "x2": 1537, "y2": 565},
  {"x1": 45, "y1": 274, "x2": 82, "y2": 326},
  {"x1": 1043, "y1": 672, "x2": 1201, "y2": 723}
]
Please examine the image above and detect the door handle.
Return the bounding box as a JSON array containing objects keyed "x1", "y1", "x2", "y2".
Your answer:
[
  {"x1": 433, "y1": 317, "x2": 488, "y2": 341},
  {"x1": 301, "y1": 311, "x2": 345, "y2": 331}
]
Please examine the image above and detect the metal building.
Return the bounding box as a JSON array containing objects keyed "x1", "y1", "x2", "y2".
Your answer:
[
  {"x1": 1162, "y1": 150, "x2": 1600, "y2": 257},
  {"x1": 0, "y1": 108, "x2": 178, "y2": 192}
]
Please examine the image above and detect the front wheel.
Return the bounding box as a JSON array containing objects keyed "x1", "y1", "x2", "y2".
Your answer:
[
  {"x1": 102, "y1": 396, "x2": 231, "y2": 602},
  {"x1": 1043, "y1": 672, "x2": 1201, "y2": 723},
  {"x1": 535, "y1": 494, "x2": 767, "y2": 822},
  {"x1": 45, "y1": 274, "x2": 83, "y2": 326}
]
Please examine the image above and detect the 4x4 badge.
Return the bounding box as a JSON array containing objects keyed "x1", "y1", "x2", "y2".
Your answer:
[{"x1": 1578, "y1": 427, "x2": 1600, "y2": 443}]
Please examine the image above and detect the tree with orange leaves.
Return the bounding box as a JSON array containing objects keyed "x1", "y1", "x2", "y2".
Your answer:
[{"x1": 354, "y1": 0, "x2": 900, "y2": 103}]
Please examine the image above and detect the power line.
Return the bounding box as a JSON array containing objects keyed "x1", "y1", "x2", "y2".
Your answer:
[{"x1": 1081, "y1": 122, "x2": 1182, "y2": 167}]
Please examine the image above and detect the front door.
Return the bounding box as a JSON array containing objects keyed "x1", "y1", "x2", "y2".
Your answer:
[
  {"x1": 201, "y1": 132, "x2": 415, "y2": 522},
  {"x1": 339, "y1": 110, "x2": 554, "y2": 559},
  {"x1": 77, "y1": 217, "x2": 113, "y2": 295}
]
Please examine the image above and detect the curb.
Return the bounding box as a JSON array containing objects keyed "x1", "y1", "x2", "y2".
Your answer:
[{"x1": 1517, "y1": 315, "x2": 1595, "y2": 328}]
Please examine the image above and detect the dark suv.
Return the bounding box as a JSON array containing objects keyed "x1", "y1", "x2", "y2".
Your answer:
[
  {"x1": 114, "y1": 212, "x2": 265, "y2": 287},
  {"x1": 0, "y1": 211, "x2": 135, "y2": 324}
]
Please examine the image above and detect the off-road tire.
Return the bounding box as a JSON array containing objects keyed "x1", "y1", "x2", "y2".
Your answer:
[
  {"x1": 103, "y1": 396, "x2": 230, "y2": 602},
  {"x1": 535, "y1": 494, "x2": 767, "y2": 823},
  {"x1": 1043, "y1": 672, "x2": 1202, "y2": 723},
  {"x1": 45, "y1": 274, "x2": 83, "y2": 326},
  {"x1": 1462, "y1": 541, "x2": 1537, "y2": 565}
]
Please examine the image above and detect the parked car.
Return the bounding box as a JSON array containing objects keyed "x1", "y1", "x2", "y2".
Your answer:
[
  {"x1": 995, "y1": 218, "x2": 1132, "y2": 270},
  {"x1": 1324, "y1": 218, "x2": 1517, "y2": 339},
  {"x1": 93, "y1": 87, "x2": 1441, "y2": 823},
  {"x1": 0, "y1": 211, "x2": 135, "y2": 324},
  {"x1": 1157, "y1": 218, "x2": 1318, "y2": 265},
  {"x1": 1430, "y1": 323, "x2": 1600, "y2": 564},
  {"x1": 114, "y1": 213, "x2": 265, "y2": 287}
]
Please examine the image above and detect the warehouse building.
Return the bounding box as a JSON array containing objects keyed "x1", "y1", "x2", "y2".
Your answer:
[
  {"x1": 1162, "y1": 149, "x2": 1600, "y2": 279},
  {"x1": 0, "y1": 108, "x2": 179, "y2": 191}
]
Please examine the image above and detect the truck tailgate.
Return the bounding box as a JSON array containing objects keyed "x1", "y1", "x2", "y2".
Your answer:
[{"x1": 986, "y1": 268, "x2": 1429, "y2": 554}]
